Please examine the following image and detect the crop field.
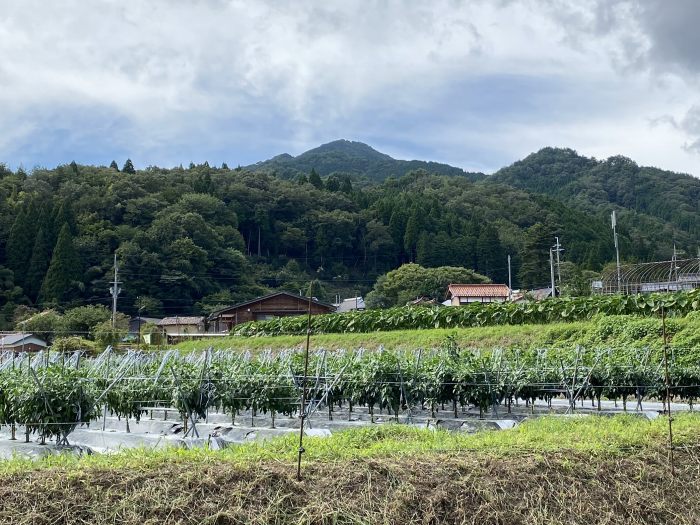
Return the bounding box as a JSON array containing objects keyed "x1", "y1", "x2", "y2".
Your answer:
[
  {"x1": 2, "y1": 307, "x2": 700, "y2": 524},
  {"x1": 2, "y1": 324, "x2": 700, "y2": 458}
]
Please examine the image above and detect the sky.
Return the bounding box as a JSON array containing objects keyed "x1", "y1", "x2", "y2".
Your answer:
[{"x1": 1, "y1": 0, "x2": 699, "y2": 176}]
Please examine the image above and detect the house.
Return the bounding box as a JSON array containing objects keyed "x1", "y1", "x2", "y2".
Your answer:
[
  {"x1": 128, "y1": 316, "x2": 162, "y2": 340},
  {"x1": 208, "y1": 291, "x2": 336, "y2": 333},
  {"x1": 334, "y1": 296, "x2": 366, "y2": 313},
  {"x1": 0, "y1": 333, "x2": 48, "y2": 352},
  {"x1": 446, "y1": 284, "x2": 511, "y2": 305},
  {"x1": 156, "y1": 316, "x2": 218, "y2": 344}
]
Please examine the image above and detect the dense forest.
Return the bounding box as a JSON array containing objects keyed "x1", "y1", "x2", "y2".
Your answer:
[{"x1": 0, "y1": 141, "x2": 698, "y2": 328}]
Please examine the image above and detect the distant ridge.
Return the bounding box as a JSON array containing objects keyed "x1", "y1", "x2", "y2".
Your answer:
[{"x1": 247, "y1": 139, "x2": 485, "y2": 182}]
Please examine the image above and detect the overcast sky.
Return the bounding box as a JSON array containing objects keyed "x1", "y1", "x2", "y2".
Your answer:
[{"x1": 1, "y1": 0, "x2": 699, "y2": 175}]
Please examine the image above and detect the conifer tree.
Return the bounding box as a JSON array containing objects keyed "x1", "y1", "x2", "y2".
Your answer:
[
  {"x1": 221, "y1": 162, "x2": 229, "y2": 170},
  {"x1": 39, "y1": 224, "x2": 82, "y2": 305},
  {"x1": 6, "y1": 205, "x2": 37, "y2": 285},
  {"x1": 476, "y1": 224, "x2": 506, "y2": 282},
  {"x1": 109, "y1": 160, "x2": 120, "y2": 171},
  {"x1": 309, "y1": 168, "x2": 323, "y2": 189},
  {"x1": 403, "y1": 210, "x2": 422, "y2": 261},
  {"x1": 122, "y1": 158, "x2": 136, "y2": 174},
  {"x1": 25, "y1": 227, "x2": 51, "y2": 301}
]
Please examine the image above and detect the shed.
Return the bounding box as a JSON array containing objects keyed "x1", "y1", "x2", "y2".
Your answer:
[{"x1": 208, "y1": 291, "x2": 336, "y2": 333}]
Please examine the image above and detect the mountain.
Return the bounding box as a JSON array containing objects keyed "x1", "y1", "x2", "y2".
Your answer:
[
  {"x1": 0, "y1": 143, "x2": 698, "y2": 328},
  {"x1": 246, "y1": 139, "x2": 485, "y2": 182},
  {"x1": 488, "y1": 147, "x2": 700, "y2": 260}
]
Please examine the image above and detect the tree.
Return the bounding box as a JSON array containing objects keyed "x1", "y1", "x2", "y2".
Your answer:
[
  {"x1": 61, "y1": 305, "x2": 112, "y2": 336},
  {"x1": 476, "y1": 224, "x2": 507, "y2": 283},
  {"x1": 6, "y1": 206, "x2": 35, "y2": 285},
  {"x1": 39, "y1": 224, "x2": 82, "y2": 305},
  {"x1": 518, "y1": 222, "x2": 555, "y2": 289},
  {"x1": 122, "y1": 158, "x2": 136, "y2": 174},
  {"x1": 309, "y1": 168, "x2": 323, "y2": 189},
  {"x1": 0, "y1": 266, "x2": 27, "y2": 330},
  {"x1": 16, "y1": 309, "x2": 64, "y2": 342},
  {"x1": 221, "y1": 162, "x2": 230, "y2": 170},
  {"x1": 403, "y1": 210, "x2": 422, "y2": 261},
  {"x1": 325, "y1": 175, "x2": 341, "y2": 192},
  {"x1": 365, "y1": 263, "x2": 490, "y2": 308},
  {"x1": 134, "y1": 296, "x2": 164, "y2": 316},
  {"x1": 340, "y1": 176, "x2": 353, "y2": 194},
  {"x1": 110, "y1": 160, "x2": 120, "y2": 171},
  {"x1": 25, "y1": 227, "x2": 51, "y2": 301}
]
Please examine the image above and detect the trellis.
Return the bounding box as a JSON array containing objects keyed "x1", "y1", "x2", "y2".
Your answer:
[{"x1": 593, "y1": 257, "x2": 700, "y2": 295}]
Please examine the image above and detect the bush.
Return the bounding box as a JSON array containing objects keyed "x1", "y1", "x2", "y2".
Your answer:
[{"x1": 52, "y1": 336, "x2": 97, "y2": 354}]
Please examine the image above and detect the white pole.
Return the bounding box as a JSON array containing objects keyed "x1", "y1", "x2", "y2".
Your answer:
[
  {"x1": 110, "y1": 253, "x2": 121, "y2": 328},
  {"x1": 507, "y1": 254, "x2": 512, "y2": 300},
  {"x1": 612, "y1": 211, "x2": 621, "y2": 294},
  {"x1": 550, "y1": 248, "x2": 556, "y2": 298}
]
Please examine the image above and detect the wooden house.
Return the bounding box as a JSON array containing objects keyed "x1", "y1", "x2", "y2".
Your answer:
[
  {"x1": 446, "y1": 284, "x2": 511, "y2": 305},
  {"x1": 208, "y1": 291, "x2": 336, "y2": 333},
  {"x1": 0, "y1": 333, "x2": 48, "y2": 352}
]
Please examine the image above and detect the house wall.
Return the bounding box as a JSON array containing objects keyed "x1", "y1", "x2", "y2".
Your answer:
[
  {"x1": 161, "y1": 324, "x2": 202, "y2": 336},
  {"x1": 452, "y1": 296, "x2": 508, "y2": 305},
  {"x1": 3, "y1": 342, "x2": 45, "y2": 352}
]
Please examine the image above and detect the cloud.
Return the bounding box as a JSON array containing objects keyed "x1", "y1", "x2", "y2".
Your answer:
[{"x1": 0, "y1": 0, "x2": 698, "y2": 176}]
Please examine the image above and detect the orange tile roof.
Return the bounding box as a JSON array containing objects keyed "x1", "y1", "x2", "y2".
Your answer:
[{"x1": 447, "y1": 284, "x2": 510, "y2": 298}]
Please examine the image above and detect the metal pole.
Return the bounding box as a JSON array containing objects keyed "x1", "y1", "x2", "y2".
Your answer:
[
  {"x1": 549, "y1": 249, "x2": 556, "y2": 298},
  {"x1": 296, "y1": 281, "x2": 314, "y2": 481},
  {"x1": 661, "y1": 306, "x2": 675, "y2": 477},
  {"x1": 612, "y1": 211, "x2": 621, "y2": 294},
  {"x1": 507, "y1": 254, "x2": 512, "y2": 300},
  {"x1": 110, "y1": 253, "x2": 121, "y2": 328},
  {"x1": 554, "y1": 237, "x2": 563, "y2": 291}
]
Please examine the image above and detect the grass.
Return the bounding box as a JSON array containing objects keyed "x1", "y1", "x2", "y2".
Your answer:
[
  {"x1": 173, "y1": 313, "x2": 700, "y2": 353},
  {"x1": 175, "y1": 320, "x2": 593, "y2": 352},
  {"x1": 1, "y1": 413, "x2": 695, "y2": 474}
]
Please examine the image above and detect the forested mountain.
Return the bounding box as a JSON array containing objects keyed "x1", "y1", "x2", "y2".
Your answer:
[
  {"x1": 489, "y1": 148, "x2": 700, "y2": 259},
  {"x1": 0, "y1": 145, "x2": 697, "y2": 329},
  {"x1": 246, "y1": 139, "x2": 483, "y2": 182}
]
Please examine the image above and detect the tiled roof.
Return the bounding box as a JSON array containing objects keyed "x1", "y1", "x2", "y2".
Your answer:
[
  {"x1": 447, "y1": 284, "x2": 510, "y2": 298},
  {"x1": 157, "y1": 316, "x2": 204, "y2": 326}
]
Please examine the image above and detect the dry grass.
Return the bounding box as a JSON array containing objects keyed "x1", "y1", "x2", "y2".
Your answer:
[{"x1": 0, "y1": 444, "x2": 697, "y2": 524}]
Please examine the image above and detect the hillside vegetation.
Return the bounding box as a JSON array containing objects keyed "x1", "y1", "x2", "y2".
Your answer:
[{"x1": 1, "y1": 142, "x2": 698, "y2": 329}]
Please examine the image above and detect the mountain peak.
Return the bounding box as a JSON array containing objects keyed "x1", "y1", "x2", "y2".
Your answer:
[
  {"x1": 301, "y1": 139, "x2": 393, "y2": 161},
  {"x1": 247, "y1": 139, "x2": 483, "y2": 182}
]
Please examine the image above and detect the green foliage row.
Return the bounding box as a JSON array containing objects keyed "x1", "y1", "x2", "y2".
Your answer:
[
  {"x1": 3, "y1": 331, "x2": 700, "y2": 443},
  {"x1": 234, "y1": 290, "x2": 700, "y2": 336}
]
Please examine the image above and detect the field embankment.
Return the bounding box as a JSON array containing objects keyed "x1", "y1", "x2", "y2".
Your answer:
[
  {"x1": 178, "y1": 312, "x2": 700, "y2": 352},
  {"x1": 0, "y1": 416, "x2": 698, "y2": 524}
]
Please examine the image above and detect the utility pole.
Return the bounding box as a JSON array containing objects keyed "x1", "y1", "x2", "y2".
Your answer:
[
  {"x1": 109, "y1": 253, "x2": 122, "y2": 328},
  {"x1": 549, "y1": 248, "x2": 556, "y2": 298},
  {"x1": 507, "y1": 254, "x2": 512, "y2": 301},
  {"x1": 612, "y1": 210, "x2": 621, "y2": 294},
  {"x1": 553, "y1": 237, "x2": 564, "y2": 292}
]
